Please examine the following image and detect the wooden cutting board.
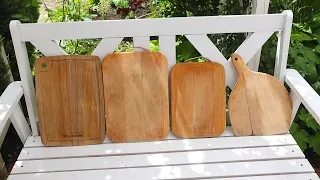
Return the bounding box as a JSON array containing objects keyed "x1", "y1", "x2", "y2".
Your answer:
[
  {"x1": 102, "y1": 52, "x2": 169, "y2": 143},
  {"x1": 171, "y1": 62, "x2": 226, "y2": 138},
  {"x1": 228, "y1": 53, "x2": 292, "y2": 136},
  {"x1": 35, "y1": 55, "x2": 105, "y2": 146}
]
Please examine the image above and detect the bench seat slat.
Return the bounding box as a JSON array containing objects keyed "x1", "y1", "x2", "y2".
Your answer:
[
  {"x1": 12, "y1": 145, "x2": 304, "y2": 174},
  {"x1": 8, "y1": 159, "x2": 314, "y2": 180},
  {"x1": 18, "y1": 133, "x2": 296, "y2": 160}
]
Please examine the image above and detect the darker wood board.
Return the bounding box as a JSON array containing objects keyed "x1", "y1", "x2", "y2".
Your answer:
[
  {"x1": 228, "y1": 53, "x2": 292, "y2": 136},
  {"x1": 171, "y1": 62, "x2": 226, "y2": 138},
  {"x1": 102, "y1": 52, "x2": 169, "y2": 143},
  {"x1": 35, "y1": 55, "x2": 105, "y2": 146}
]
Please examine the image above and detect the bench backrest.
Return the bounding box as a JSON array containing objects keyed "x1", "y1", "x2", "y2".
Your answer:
[{"x1": 9, "y1": 11, "x2": 293, "y2": 135}]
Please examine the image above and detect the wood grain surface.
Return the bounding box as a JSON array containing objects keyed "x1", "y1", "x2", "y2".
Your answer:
[
  {"x1": 171, "y1": 62, "x2": 226, "y2": 138},
  {"x1": 228, "y1": 53, "x2": 292, "y2": 136},
  {"x1": 103, "y1": 52, "x2": 169, "y2": 143},
  {"x1": 35, "y1": 55, "x2": 105, "y2": 146}
]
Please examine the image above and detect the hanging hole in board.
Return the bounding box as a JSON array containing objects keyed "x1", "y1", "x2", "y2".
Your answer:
[
  {"x1": 235, "y1": 58, "x2": 238, "y2": 61},
  {"x1": 42, "y1": 63, "x2": 47, "y2": 69}
]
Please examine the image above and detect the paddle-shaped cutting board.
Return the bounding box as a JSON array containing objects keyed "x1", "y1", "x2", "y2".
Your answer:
[
  {"x1": 171, "y1": 62, "x2": 226, "y2": 138},
  {"x1": 103, "y1": 52, "x2": 169, "y2": 143},
  {"x1": 35, "y1": 55, "x2": 105, "y2": 146},
  {"x1": 228, "y1": 53, "x2": 292, "y2": 136}
]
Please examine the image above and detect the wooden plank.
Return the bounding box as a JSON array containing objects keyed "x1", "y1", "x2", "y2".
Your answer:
[
  {"x1": 285, "y1": 69, "x2": 320, "y2": 124},
  {"x1": 35, "y1": 56, "x2": 105, "y2": 146},
  {"x1": 10, "y1": 21, "x2": 39, "y2": 135},
  {"x1": 31, "y1": 41, "x2": 67, "y2": 56},
  {"x1": 103, "y1": 52, "x2": 169, "y2": 143},
  {"x1": 133, "y1": 37, "x2": 150, "y2": 51},
  {"x1": 171, "y1": 62, "x2": 226, "y2": 138},
  {"x1": 18, "y1": 134, "x2": 296, "y2": 160},
  {"x1": 24, "y1": 127, "x2": 236, "y2": 148},
  {"x1": 91, "y1": 38, "x2": 123, "y2": 60},
  {"x1": 229, "y1": 54, "x2": 292, "y2": 136},
  {"x1": 18, "y1": 14, "x2": 285, "y2": 42},
  {"x1": 12, "y1": 145, "x2": 303, "y2": 174},
  {"x1": 8, "y1": 159, "x2": 313, "y2": 180}
]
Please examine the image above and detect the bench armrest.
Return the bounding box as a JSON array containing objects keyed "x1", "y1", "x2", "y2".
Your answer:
[
  {"x1": 285, "y1": 69, "x2": 320, "y2": 125},
  {"x1": 0, "y1": 81, "x2": 31, "y2": 143}
]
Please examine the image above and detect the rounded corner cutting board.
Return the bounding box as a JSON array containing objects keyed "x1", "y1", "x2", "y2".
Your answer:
[
  {"x1": 171, "y1": 62, "x2": 226, "y2": 138},
  {"x1": 35, "y1": 55, "x2": 105, "y2": 146},
  {"x1": 102, "y1": 51, "x2": 169, "y2": 143},
  {"x1": 228, "y1": 53, "x2": 292, "y2": 136}
]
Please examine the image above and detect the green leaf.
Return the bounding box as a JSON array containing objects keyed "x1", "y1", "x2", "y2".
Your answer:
[
  {"x1": 292, "y1": 129, "x2": 309, "y2": 151},
  {"x1": 291, "y1": 30, "x2": 313, "y2": 41},
  {"x1": 150, "y1": 40, "x2": 159, "y2": 51},
  {"x1": 298, "y1": 109, "x2": 320, "y2": 131},
  {"x1": 309, "y1": 132, "x2": 320, "y2": 155},
  {"x1": 112, "y1": 0, "x2": 129, "y2": 8},
  {"x1": 290, "y1": 122, "x2": 300, "y2": 134},
  {"x1": 316, "y1": 44, "x2": 320, "y2": 53}
]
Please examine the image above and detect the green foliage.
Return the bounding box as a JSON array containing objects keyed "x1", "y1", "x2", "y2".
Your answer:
[
  {"x1": 0, "y1": 0, "x2": 40, "y2": 82},
  {"x1": 112, "y1": 0, "x2": 129, "y2": 8},
  {"x1": 47, "y1": 0, "x2": 99, "y2": 55},
  {"x1": 0, "y1": 37, "x2": 11, "y2": 94},
  {"x1": 98, "y1": 0, "x2": 113, "y2": 19}
]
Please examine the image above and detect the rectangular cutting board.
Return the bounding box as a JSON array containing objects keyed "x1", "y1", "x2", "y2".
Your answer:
[
  {"x1": 35, "y1": 55, "x2": 105, "y2": 146},
  {"x1": 103, "y1": 52, "x2": 169, "y2": 143},
  {"x1": 171, "y1": 62, "x2": 226, "y2": 138}
]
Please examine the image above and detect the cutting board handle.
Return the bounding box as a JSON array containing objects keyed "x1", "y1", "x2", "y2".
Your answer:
[{"x1": 231, "y1": 53, "x2": 250, "y2": 75}]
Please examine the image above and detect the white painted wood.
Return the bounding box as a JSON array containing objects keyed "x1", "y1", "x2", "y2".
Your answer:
[
  {"x1": 290, "y1": 90, "x2": 302, "y2": 124},
  {"x1": 11, "y1": 145, "x2": 303, "y2": 174},
  {"x1": 30, "y1": 41, "x2": 67, "y2": 56},
  {"x1": 197, "y1": 173, "x2": 320, "y2": 180},
  {"x1": 247, "y1": 0, "x2": 270, "y2": 71},
  {"x1": 18, "y1": 14, "x2": 285, "y2": 42},
  {"x1": 18, "y1": 134, "x2": 296, "y2": 160},
  {"x1": 187, "y1": 32, "x2": 273, "y2": 88},
  {"x1": 91, "y1": 38, "x2": 123, "y2": 60},
  {"x1": 285, "y1": 69, "x2": 320, "y2": 125},
  {"x1": 159, "y1": 35, "x2": 176, "y2": 72},
  {"x1": 0, "y1": 117, "x2": 10, "y2": 148},
  {"x1": 10, "y1": 21, "x2": 39, "y2": 136},
  {"x1": 274, "y1": 10, "x2": 293, "y2": 82},
  {"x1": 10, "y1": 106, "x2": 31, "y2": 144},
  {"x1": 133, "y1": 37, "x2": 150, "y2": 51},
  {"x1": 0, "y1": 82, "x2": 23, "y2": 132},
  {"x1": 8, "y1": 159, "x2": 313, "y2": 180},
  {"x1": 23, "y1": 127, "x2": 235, "y2": 148}
]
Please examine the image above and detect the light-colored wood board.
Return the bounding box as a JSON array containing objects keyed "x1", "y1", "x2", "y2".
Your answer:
[
  {"x1": 35, "y1": 55, "x2": 105, "y2": 146},
  {"x1": 285, "y1": 69, "x2": 320, "y2": 124},
  {"x1": 103, "y1": 52, "x2": 169, "y2": 142},
  {"x1": 18, "y1": 134, "x2": 296, "y2": 160},
  {"x1": 229, "y1": 54, "x2": 292, "y2": 136},
  {"x1": 12, "y1": 145, "x2": 303, "y2": 174},
  {"x1": 18, "y1": 14, "x2": 285, "y2": 42},
  {"x1": 171, "y1": 62, "x2": 226, "y2": 138},
  {"x1": 8, "y1": 159, "x2": 313, "y2": 180},
  {"x1": 24, "y1": 126, "x2": 236, "y2": 148}
]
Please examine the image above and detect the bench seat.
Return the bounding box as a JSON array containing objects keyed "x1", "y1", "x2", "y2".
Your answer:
[{"x1": 8, "y1": 127, "x2": 319, "y2": 180}]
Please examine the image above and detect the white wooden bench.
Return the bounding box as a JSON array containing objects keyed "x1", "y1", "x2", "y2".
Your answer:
[{"x1": 1, "y1": 10, "x2": 320, "y2": 179}]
